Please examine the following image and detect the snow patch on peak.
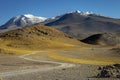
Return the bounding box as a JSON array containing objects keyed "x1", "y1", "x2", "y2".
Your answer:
[
  {"x1": 75, "y1": 10, "x2": 81, "y2": 13},
  {"x1": 23, "y1": 14, "x2": 34, "y2": 18},
  {"x1": 85, "y1": 11, "x2": 93, "y2": 15},
  {"x1": 80, "y1": 11, "x2": 93, "y2": 16},
  {"x1": 69, "y1": 10, "x2": 94, "y2": 16},
  {"x1": 23, "y1": 14, "x2": 47, "y2": 20}
]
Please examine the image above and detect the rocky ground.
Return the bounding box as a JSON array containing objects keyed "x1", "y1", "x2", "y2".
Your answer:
[{"x1": 3, "y1": 64, "x2": 120, "y2": 80}]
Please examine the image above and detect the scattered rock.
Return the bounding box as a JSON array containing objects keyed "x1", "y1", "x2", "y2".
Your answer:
[
  {"x1": 97, "y1": 64, "x2": 120, "y2": 78},
  {"x1": 62, "y1": 68, "x2": 66, "y2": 70}
]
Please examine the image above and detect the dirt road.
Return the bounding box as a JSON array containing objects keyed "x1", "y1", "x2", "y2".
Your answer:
[{"x1": 0, "y1": 51, "x2": 75, "y2": 78}]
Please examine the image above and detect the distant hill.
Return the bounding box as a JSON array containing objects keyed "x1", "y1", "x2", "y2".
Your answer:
[
  {"x1": 44, "y1": 11, "x2": 120, "y2": 39},
  {"x1": 0, "y1": 24, "x2": 84, "y2": 51},
  {"x1": 81, "y1": 33, "x2": 120, "y2": 46}
]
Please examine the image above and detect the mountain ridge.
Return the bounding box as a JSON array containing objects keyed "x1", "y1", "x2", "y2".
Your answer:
[{"x1": 1, "y1": 11, "x2": 120, "y2": 39}]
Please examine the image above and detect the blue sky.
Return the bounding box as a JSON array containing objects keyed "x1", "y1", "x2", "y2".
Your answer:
[{"x1": 0, "y1": 0, "x2": 120, "y2": 25}]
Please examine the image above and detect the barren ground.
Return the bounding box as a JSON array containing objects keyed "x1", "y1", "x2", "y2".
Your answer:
[{"x1": 0, "y1": 47, "x2": 120, "y2": 80}]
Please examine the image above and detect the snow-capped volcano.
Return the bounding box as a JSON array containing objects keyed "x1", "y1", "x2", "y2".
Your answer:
[{"x1": 0, "y1": 14, "x2": 47, "y2": 29}]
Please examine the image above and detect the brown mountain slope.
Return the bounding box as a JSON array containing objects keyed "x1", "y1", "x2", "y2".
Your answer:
[
  {"x1": 0, "y1": 24, "x2": 85, "y2": 53},
  {"x1": 81, "y1": 33, "x2": 120, "y2": 46}
]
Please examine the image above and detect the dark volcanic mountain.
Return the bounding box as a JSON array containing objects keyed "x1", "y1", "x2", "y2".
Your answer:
[
  {"x1": 81, "y1": 33, "x2": 120, "y2": 46},
  {"x1": 45, "y1": 11, "x2": 120, "y2": 39}
]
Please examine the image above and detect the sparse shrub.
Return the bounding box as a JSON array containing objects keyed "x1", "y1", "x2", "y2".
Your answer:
[
  {"x1": 0, "y1": 78, "x2": 2, "y2": 80},
  {"x1": 111, "y1": 48, "x2": 120, "y2": 54},
  {"x1": 6, "y1": 44, "x2": 12, "y2": 47}
]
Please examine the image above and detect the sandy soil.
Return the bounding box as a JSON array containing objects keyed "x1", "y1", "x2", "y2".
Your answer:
[{"x1": 0, "y1": 56, "x2": 57, "y2": 73}]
